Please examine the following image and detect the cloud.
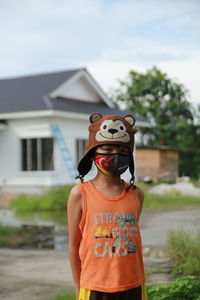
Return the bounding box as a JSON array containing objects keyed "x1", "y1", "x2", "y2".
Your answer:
[
  {"x1": 83, "y1": 53, "x2": 200, "y2": 106},
  {"x1": 160, "y1": 56, "x2": 200, "y2": 105},
  {"x1": 0, "y1": 0, "x2": 199, "y2": 106},
  {"x1": 100, "y1": 37, "x2": 198, "y2": 63}
]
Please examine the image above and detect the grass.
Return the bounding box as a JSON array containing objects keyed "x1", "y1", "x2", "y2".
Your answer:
[
  {"x1": 167, "y1": 228, "x2": 200, "y2": 276},
  {"x1": 11, "y1": 184, "x2": 74, "y2": 211},
  {"x1": 137, "y1": 182, "x2": 200, "y2": 210},
  {"x1": 145, "y1": 266, "x2": 163, "y2": 276},
  {"x1": 0, "y1": 223, "x2": 21, "y2": 247},
  {"x1": 143, "y1": 192, "x2": 200, "y2": 210},
  {"x1": 190, "y1": 178, "x2": 200, "y2": 188},
  {"x1": 11, "y1": 182, "x2": 200, "y2": 212},
  {"x1": 0, "y1": 236, "x2": 13, "y2": 247},
  {"x1": 48, "y1": 291, "x2": 75, "y2": 300},
  {"x1": 0, "y1": 222, "x2": 45, "y2": 248}
]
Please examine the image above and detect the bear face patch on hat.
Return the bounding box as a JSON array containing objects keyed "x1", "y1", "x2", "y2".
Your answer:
[{"x1": 96, "y1": 119, "x2": 131, "y2": 142}]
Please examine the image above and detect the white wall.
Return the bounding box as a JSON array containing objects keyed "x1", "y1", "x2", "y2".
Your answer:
[
  {"x1": 0, "y1": 115, "x2": 91, "y2": 193},
  {"x1": 0, "y1": 118, "x2": 54, "y2": 190}
]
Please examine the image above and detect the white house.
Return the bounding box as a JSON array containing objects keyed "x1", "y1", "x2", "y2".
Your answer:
[{"x1": 0, "y1": 68, "x2": 149, "y2": 194}]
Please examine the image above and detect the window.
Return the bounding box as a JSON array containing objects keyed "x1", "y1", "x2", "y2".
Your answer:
[
  {"x1": 21, "y1": 138, "x2": 54, "y2": 171},
  {"x1": 76, "y1": 139, "x2": 87, "y2": 165}
]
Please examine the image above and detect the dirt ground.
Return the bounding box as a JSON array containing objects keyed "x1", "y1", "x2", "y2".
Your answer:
[
  {"x1": 0, "y1": 207, "x2": 200, "y2": 300},
  {"x1": 0, "y1": 249, "x2": 72, "y2": 300}
]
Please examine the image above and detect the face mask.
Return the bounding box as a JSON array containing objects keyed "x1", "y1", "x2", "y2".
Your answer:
[{"x1": 94, "y1": 153, "x2": 130, "y2": 176}]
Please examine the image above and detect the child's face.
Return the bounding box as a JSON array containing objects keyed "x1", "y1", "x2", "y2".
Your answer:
[
  {"x1": 95, "y1": 144, "x2": 130, "y2": 155},
  {"x1": 93, "y1": 145, "x2": 130, "y2": 176}
]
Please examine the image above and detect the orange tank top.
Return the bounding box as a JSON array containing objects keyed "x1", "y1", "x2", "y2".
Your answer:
[{"x1": 78, "y1": 180, "x2": 145, "y2": 293}]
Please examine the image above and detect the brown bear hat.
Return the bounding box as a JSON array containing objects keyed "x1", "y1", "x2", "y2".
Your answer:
[{"x1": 77, "y1": 113, "x2": 137, "y2": 187}]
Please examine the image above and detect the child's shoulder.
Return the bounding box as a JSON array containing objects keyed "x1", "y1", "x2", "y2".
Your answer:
[
  {"x1": 70, "y1": 184, "x2": 82, "y2": 195},
  {"x1": 68, "y1": 181, "x2": 92, "y2": 211},
  {"x1": 68, "y1": 184, "x2": 82, "y2": 204},
  {"x1": 67, "y1": 185, "x2": 83, "y2": 217},
  {"x1": 69, "y1": 180, "x2": 91, "y2": 198}
]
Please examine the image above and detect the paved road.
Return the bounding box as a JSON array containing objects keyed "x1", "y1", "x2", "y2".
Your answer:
[{"x1": 0, "y1": 208, "x2": 200, "y2": 300}]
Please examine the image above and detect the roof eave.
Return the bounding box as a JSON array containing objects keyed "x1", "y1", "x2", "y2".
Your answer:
[{"x1": 0, "y1": 110, "x2": 149, "y2": 126}]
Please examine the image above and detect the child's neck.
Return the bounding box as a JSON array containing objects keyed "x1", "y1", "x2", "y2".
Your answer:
[
  {"x1": 92, "y1": 172, "x2": 124, "y2": 197},
  {"x1": 94, "y1": 171, "x2": 122, "y2": 185}
]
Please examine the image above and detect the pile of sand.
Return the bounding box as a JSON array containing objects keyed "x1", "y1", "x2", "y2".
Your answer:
[{"x1": 149, "y1": 182, "x2": 200, "y2": 196}]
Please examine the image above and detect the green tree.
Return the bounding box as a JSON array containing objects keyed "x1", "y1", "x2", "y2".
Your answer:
[
  {"x1": 111, "y1": 66, "x2": 194, "y2": 146},
  {"x1": 179, "y1": 105, "x2": 200, "y2": 178},
  {"x1": 111, "y1": 66, "x2": 200, "y2": 178}
]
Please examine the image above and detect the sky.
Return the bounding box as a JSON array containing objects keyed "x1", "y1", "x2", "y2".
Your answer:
[{"x1": 0, "y1": 0, "x2": 200, "y2": 107}]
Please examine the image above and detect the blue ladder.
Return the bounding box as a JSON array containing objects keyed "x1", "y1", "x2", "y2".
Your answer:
[{"x1": 51, "y1": 124, "x2": 78, "y2": 182}]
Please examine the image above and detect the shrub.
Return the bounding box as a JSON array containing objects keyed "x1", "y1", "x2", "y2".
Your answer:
[
  {"x1": 147, "y1": 276, "x2": 200, "y2": 300},
  {"x1": 167, "y1": 228, "x2": 200, "y2": 276}
]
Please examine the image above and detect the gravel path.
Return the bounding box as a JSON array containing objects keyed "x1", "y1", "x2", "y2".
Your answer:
[{"x1": 0, "y1": 207, "x2": 200, "y2": 300}]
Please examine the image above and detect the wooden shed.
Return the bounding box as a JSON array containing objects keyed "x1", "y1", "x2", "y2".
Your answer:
[{"x1": 135, "y1": 145, "x2": 179, "y2": 182}]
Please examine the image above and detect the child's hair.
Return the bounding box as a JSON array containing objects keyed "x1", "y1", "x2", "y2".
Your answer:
[{"x1": 76, "y1": 113, "x2": 137, "y2": 190}]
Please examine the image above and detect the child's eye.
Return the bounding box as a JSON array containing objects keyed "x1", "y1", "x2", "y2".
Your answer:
[{"x1": 101, "y1": 146, "x2": 111, "y2": 151}]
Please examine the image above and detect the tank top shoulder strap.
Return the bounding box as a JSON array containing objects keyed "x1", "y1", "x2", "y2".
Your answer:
[{"x1": 77, "y1": 182, "x2": 88, "y2": 233}]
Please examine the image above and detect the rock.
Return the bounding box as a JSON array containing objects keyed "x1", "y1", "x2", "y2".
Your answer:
[
  {"x1": 149, "y1": 247, "x2": 167, "y2": 259},
  {"x1": 149, "y1": 182, "x2": 200, "y2": 196},
  {"x1": 147, "y1": 273, "x2": 174, "y2": 284},
  {"x1": 143, "y1": 247, "x2": 151, "y2": 256}
]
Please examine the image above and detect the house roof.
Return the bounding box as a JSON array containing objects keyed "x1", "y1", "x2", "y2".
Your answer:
[{"x1": 0, "y1": 68, "x2": 148, "y2": 124}]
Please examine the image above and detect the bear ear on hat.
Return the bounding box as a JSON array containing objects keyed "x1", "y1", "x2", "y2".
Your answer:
[
  {"x1": 89, "y1": 113, "x2": 103, "y2": 124},
  {"x1": 123, "y1": 115, "x2": 135, "y2": 127}
]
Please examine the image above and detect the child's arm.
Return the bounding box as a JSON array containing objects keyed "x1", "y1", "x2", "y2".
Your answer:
[{"x1": 67, "y1": 185, "x2": 82, "y2": 300}]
